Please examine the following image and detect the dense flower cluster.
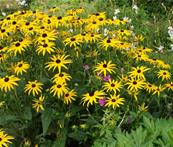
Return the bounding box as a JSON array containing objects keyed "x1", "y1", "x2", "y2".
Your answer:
[{"x1": 0, "y1": 7, "x2": 172, "y2": 116}]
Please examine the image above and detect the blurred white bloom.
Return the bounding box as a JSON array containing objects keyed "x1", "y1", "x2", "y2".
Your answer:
[
  {"x1": 170, "y1": 44, "x2": 173, "y2": 50},
  {"x1": 114, "y1": 9, "x2": 120, "y2": 15},
  {"x1": 132, "y1": 4, "x2": 139, "y2": 14},
  {"x1": 103, "y1": 28, "x2": 108, "y2": 36},
  {"x1": 113, "y1": 16, "x2": 117, "y2": 20},
  {"x1": 69, "y1": 29, "x2": 73, "y2": 33},
  {"x1": 1, "y1": 12, "x2": 6, "y2": 16},
  {"x1": 157, "y1": 45, "x2": 164, "y2": 52},
  {"x1": 123, "y1": 17, "x2": 131, "y2": 23},
  {"x1": 168, "y1": 26, "x2": 173, "y2": 39}
]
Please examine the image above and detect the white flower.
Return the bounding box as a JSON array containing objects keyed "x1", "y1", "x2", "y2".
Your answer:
[
  {"x1": 114, "y1": 9, "x2": 120, "y2": 15},
  {"x1": 157, "y1": 45, "x2": 164, "y2": 52},
  {"x1": 103, "y1": 28, "x2": 108, "y2": 36},
  {"x1": 132, "y1": 4, "x2": 139, "y2": 13},
  {"x1": 168, "y1": 26, "x2": 173, "y2": 39},
  {"x1": 123, "y1": 17, "x2": 131, "y2": 23},
  {"x1": 170, "y1": 44, "x2": 173, "y2": 50},
  {"x1": 1, "y1": 12, "x2": 6, "y2": 16},
  {"x1": 113, "y1": 16, "x2": 117, "y2": 20}
]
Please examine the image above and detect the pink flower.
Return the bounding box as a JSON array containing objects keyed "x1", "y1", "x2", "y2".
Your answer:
[
  {"x1": 83, "y1": 64, "x2": 90, "y2": 71},
  {"x1": 99, "y1": 98, "x2": 107, "y2": 106},
  {"x1": 103, "y1": 75, "x2": 111, "y2": 81}
]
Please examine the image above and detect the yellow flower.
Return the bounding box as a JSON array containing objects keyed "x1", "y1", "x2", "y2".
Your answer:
[
  {"x1": 126, "y1": 78, "x2": 145, "y2": 92},
  {"x1": 165, "y1": 82, "x2": 173, "y2": 91},
  {"x1": 0, "y1": 129, "x2": 14, "y2": 147},
  {"x1": 24, "y1": 80, "x2": 43, "y2": 96},
  {"x1": 94, "y1": 60, "x2": 116, "y2": 76},
  {"x1": 152, "y1": 85, "x2": 165, "y2": 97},
  {"x1": 105, "y1": 94, "x2": 125, "y2": 109},
  {"x1": 63, "y1": 89, "x2": 77, "y2": 105},
  {"x1": 138, "y1": 103, "x2": 148, "y2": 112},
  {"x1": 0, "y1": 75, "x2": 20, "y2": 92},
  {"x1": 52, "y1": 72, "x2": 71, "y2": 83},
  {"x1": 64, "y1": 36, "x2": 83, "y2": 47},
  {"x1": 157, "y1": 70, "x2": 171, "y2": 81},
  {"x1": 13, "y1": 61, "x2": 30, "y2": 75},
  {"x1": 50, "y1": 83, "x2": 69, "y2": 98},
  {"x1": 45, "y1": 54, "x2": 72, "y2": 72},
  {"x1": 36, "y1": 41, "x2": 55, "y2": 56},
  {"x1": 99, "y1": 38, "x2": 116, "y2": 50},
  {"x1": 144, "y1": 82, "x2": 155, "y2": 93},
  {"x1": 32, "y1": 95, "x2": 45, "y2": 112},
  {"x1": 81, "y1": 90, "x2": 105, "y2": 107},
  {"x1": 128, "y1": 66, "x2": 150, "y2": 80},
  {"x1": 103, "y1": 79, "x2": 122, "y2": 94}
]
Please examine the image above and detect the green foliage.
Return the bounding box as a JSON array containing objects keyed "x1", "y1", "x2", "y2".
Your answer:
[{"x1": 93, "y1": 116, "x2": 173, "y2": 147}]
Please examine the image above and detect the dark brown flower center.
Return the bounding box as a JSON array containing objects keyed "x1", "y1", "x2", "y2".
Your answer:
[
  {"x1": 25, "y1": 22, "x2": 30, "y2": 26},
  {"x1": 133, "y1": 81, "x2": 137, "y2": 85},
  {"x1": 137, "y1": 70, "x2": 141, "y2": 73},
  {"x1": 7, "y1": 17, "x2": 11, "y2": 20},
  {"x1": 171, "y1": 84, "x2": 173, "y2": 86},
  {"x1": 65, "y1": 93, "x2": 69, "y2": 97},
  {"x1": 107, "y1": 39, "x2": 111, "y2": 43},
  {"x1": 99, "y1": 18, "x2": 103, "y2": 21},
  {"x1": 1, "y1": 29, "x2": 5, "y2": 33},
  {"x1": 56, "y1": 59, "x2": 61, "y2": 63},
  {"x1": 103, "y1": 64, "x2": 107, "y2": 68},
  {"x1": 29, "y1": 27, "x2": 33, "y2": 30},
  {"x1": 57, "y1": 84, "x2": 62, "y2": 88},
  {"x1": 15, "y1": 42, "x2": 20, "y2": 47},
  {"x1": 120, "y1": 43, "x2": 124, "y2": 45},
  {"x1": 70, "y1": 38, "x2": 76, "y2": 41},
  {"x1": 92, "y1": 21, "x2": 96, "y2": 24},
  {"x1": 111, "y1": 83, "x2": 115, "y2": 87},
  {"x1": 57, "y1": 16, "x2": 62, "y2": 20},
  {"x1": 120, "y1": 30, "x2": 124, "y2": 32},
  {"x1": 19, "y1": 39, "x2": 23, "y2": 42},
  {"x1": 18, "y1": 63, "x2": 23, "y2": 67},
  {"x1": 95, "y1": 13, "x2": 99, "y2": 16},
  {"x1": 111, "y1": 98, "x2": 116, "y2": 102},
  {"x1": 42, "y1": 33, "x2": 47, "y2": 38},
  {"x1": 12, "y1": 21, "x2": 16, "y2": 25},
  {"x1": 43, "y1": 44, "x2": 48, "y2": 47},
  {"x1": 163, "y1": 72, "x2": 167, "y2": 75},
  {"x1": 59, "y1": 73, "x2": 64, "y2": 77},
  {"x1": 32, "y1": 84, "x2": 36, "y2": 87},
  {"x1": 4, "y1": 77, "x2": 9, "y2": 82},
  {"x1": 148, "y1": 84, "x2": 152, "y2": 87},
  {"x1": 0, "y1": 46, "x2": 3, "y2": 50},
  {"x1": 89, "y1": 92, "x2": 94, "y2": 96}
]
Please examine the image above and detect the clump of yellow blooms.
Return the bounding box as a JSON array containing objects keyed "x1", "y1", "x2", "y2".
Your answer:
[{"x1": 0, "y1": 7, "x2": 172, "y2": 117}]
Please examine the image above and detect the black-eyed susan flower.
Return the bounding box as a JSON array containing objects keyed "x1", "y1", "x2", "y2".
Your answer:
[
  {"x1": 103, "y1": 79, "x2": 122, "y2": 94},
  {"x1": 36, "y1": 41, "x2": 55, "y2": 56},
  {"x1": 52, "y1": 72, "x2": 71, "y2": 83},
  {"x1": 94, "y1": 60, "x2": 116, "y2": 76},
  {"x1": 128, "y1": 66, "x2": 150, "y2": 79},
  {"x1": 165, "y1": 82, "x2": 173, "y2": 91},
  {"x1": 144, "y1": 82, "x2": 155, "y2": 93},
  {"x1": 99, "y1": 38, "x2": 116, "y2": 50},
  {"x1": 81, "y1": 90, "x2": 105, "y2": 107},
  {"x1": 152, "y1": 85, "x2": 165, "y2": 97},
  {"x1": 105, "y1": 94, "x2": 125, "y2": 109},
  {"x1": 24, "y1": 80, "x2": 43, "y2": 96},
  {"x1": 85, "y1": 33, "x2": 101, "y2": 43},
  {"x1": 138, "y1": 102, "x2": 148, "y2": 112},
  {"x1": 50, "y1": 82, "x2": 69, "y2": 98},
  {"x1": 63, "y1": 89, "x2": 77, "y2": 105},
  {"x1": 32, "y1": 95, "x2": 45, "y2": 112},
  {"x1": 157, "y1": 70, "x2": 171, "y2": 81},
  {"x1": 0, "y1": 129, "x2": 14, "y2": 147},
  {"x1": 45, "y1": 54, "x2": 72, "y2": 73},
  {"x1": 13, "y1": 61, "x2": 30, "y2": 75},
  {"x1": 64, "y1": 36, "x2": 83, "y2": 47},
  {"x1": 126, "y1": 78, "x2": 145, "y2": 92},
  {"x1": 0, "y1": 75, "x2": 20, "y2": 92}
]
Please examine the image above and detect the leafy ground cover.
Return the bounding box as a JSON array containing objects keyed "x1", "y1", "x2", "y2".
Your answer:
[{"x1": 0, "y1": 0, "x2": 173, "y2": 147}]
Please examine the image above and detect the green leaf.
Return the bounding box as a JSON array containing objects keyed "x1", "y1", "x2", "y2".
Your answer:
[
  {"x1": 21, "y1": 106, "x2": 32, "y2": 120},
  {"x1": 0, "y1": 115, "x2": 19, "y2": 125},
  {"x1": 41, "y1": 109, "x2": 52, "y2": 135},
  {"x1": 52, "y1": 129, "x2": 67, "y2": 147}
]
